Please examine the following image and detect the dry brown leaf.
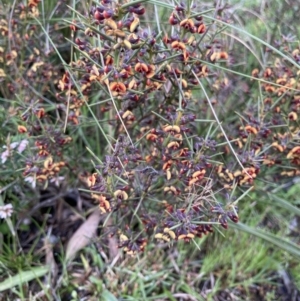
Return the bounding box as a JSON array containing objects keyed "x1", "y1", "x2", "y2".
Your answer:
[
  {"x1": 106, "y1": 217, "x2": 119, "y2": 260},
  {"x1": 44, "y1": 236, "x2": 58, "y2": 285},
  {"x1": 65, "y1": 209, "x2": 103, "y2": 261}
]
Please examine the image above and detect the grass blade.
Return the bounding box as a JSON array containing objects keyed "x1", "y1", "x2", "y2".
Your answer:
[
  {"x1": 0, "y1": 266, "x2": 49, "y2": 292},
  {"x1": 230, "y1": 222, "x2": 300, "y2": 258}
]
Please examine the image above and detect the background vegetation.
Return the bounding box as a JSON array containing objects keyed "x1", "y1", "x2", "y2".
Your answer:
[{"x1": 0, "y1": 0, "x2": 299, "y2": 300}]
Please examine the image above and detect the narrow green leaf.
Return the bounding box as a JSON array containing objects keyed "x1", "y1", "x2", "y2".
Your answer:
[
  {"x1": 230, "y1": 222, "x2": 300, "y2": 258},
  {"x1": 0, "y1": 266, "x2": 49, "y2": 292},
  {"x1": 267, "y1": 193, "x2": 300, "y2": 216},
  {"x1": 121, "y1": 0, "x2": 149, "y2": 9}
]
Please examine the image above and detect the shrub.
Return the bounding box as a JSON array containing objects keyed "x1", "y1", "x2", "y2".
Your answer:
[{"x1": 1, "y1": 0, "x2": 299, "y2": 257}]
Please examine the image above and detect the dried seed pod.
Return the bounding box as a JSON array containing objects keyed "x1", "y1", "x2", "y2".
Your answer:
[
  {"x1": 197, "y1": 23, "x2": 206, "y2": 34},
  {"x1": 105, "y1": 18, "x2": 117, "y2": 30},
  {"x1": 18, "y1": 125, "x2": 27, "y2": 133},
  {"x1": 163, "y1": 125, "x2": 181, "y2": 133},
  {"x1": 180, "y1": 19, "x2": 194, "y2": 30},
  {"x1": 130, "y1": 17, "x2": 140, "y2": 32},
  {"x1": 288, "y1": 111, "x2": 298, "y2": 121},
  {"x1": 123, "y1": 39, "x2": 132, "y2": 49},
  {"x1": 114, "y1": 190, "x2": 128, "y2": 200}
]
